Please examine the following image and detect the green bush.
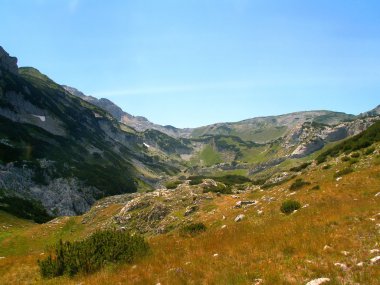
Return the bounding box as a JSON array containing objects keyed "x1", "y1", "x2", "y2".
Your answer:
[
  {"x1": 334, "y1": 167, "x2": 354, "y2": 178},
  {"x1": 341, "y1": 156, "x2": 350, "y2": 162},
  {"x1": 165, "y1": 180, "x2": 182, "y2": 189},
  {"x1": 280, "y1": 200, "x2": 301, "y2": 214},
  {"x1": 38, "y1": 230, "x2": 149, "y2": 278},
  {"x1": 188, "y1": 175, "x2": 205, "y2": 185},
  {"x1": 351, "y1": 152, "x2": 360, "y2": 158},
  {"x1": 289, "y1": 162, "x2": 311, "y2": 172},
  {"x1": 0, "y1": 190, "x2": 53, "y2": 223},
  {"x1": 289, "y1": 179, "x2": 311, "y2": 191},
  {"x1": 322, "y1": 164, "x2": 331, "y2": 170},
  {"x1": 202, "y1": 183, "x2": 232, "y2": 194},
  {"x1": 349, "y1": 158, "x2": 359, "y2": 165},
  {"x1": 311, "y1": 185, "x2": 320, "y2": 190},
  {"x1": 364, "y1": 147, "x2": 375, "y2": 155},
  {"x1": 180, "y1": 222, "x2": 206, "y2": 236}
]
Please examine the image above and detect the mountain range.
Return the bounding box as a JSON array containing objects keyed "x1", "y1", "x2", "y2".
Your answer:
[{"x1": 0, "y1": 45, "x2": 379, "y2": 219}]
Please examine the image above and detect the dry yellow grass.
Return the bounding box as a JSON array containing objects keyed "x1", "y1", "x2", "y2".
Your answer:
[{"x1": 1, "y1": 158, "x2": 380, "y2": 284}]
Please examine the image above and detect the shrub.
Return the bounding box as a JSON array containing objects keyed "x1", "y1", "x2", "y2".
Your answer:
[
  {"x1": 203, "y1": 183, "x2": 232, "y2": 194},
  {"x1": 289, "y1": 162, "x2": 311, "y2": 172},
  {"x1": 364, "y1": 147, "x2": 375, "y2": 155},
  {"x1": 351, "y1": 152, "x2": 360, "y2": 158},
  {"x1": 180, "y1": 222, "x2": 207, "y2": 236},
  {"x1": 334, "y1": 167, "x2": 354, "y2": 178},
  {"x1": 188, "y1": 175, "x2": 205, "y2": 185},
  {"x1": 38, "y1": 230, "x2": 149, "y2": 278},
  {"x1": 280, "y1": 200, "x2": 301, "y2": 214},
  {"x1": 289, "y1": 179, "x2": 311, "y2": 191},
  {"x1": 349, "y1": 158, "x2": 359, "y2": 165},
  {"x1": 341, "y1": 156, "x2": 350, "y2": 162},
  {"x1": 311, "y1": 185, "x2": 320, "y2": 190},
  {"x1": 213, "y1": 174, "x2": 251, "y2": 185},
  {"x1": 322, "y1": 164, "x2": 331, "y2": 170},
  {"x1": 165, "y1": 180, "x2": 182, "y2": 189}
]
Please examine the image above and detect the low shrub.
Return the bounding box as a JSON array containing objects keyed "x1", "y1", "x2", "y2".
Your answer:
[
  {"x1": 289, "y1": 162, "x2": 311, "y2": 172},
  {"x1": 364, "y1": 147, "x2": 375, "y2": 155},
  {"x1": 351, "y1": 152, "x2": 360, "y2": 158},
  {"x1": 341, "y1": 156, "x2": 350, "y2": 162},
  {"x1": 38, "y1": 230, "x2": 149, "y2": 278},
  {"x1": 165, "y1": 180, "x2": 182, "y2": 189},
  {"x1": 180, "y1": 222, "x2": 207, "y2": 236},
  {"x1": 280, "y1": 200, "x2": 301, "y2": 214},
  {"x1": 289, "y1": 179, "x2": 311, "y2": 191},
  {"x1": 349, "y1": 158, "x2": 359, "y2": 165},
  {"x1": 322, "y1": 164, "x2": 331, "y2": 170},
  {"x1": 188, "y1": 175, "x2": 205, "y2": 185},
  {"x1": 203, "y1": 183, "x2": 232, "y2": 194},
  {"x1": 311, "y1": 185, "x2": 320, "y2": 190},
  {"x1": 334, "y1": 167, "x2": 354, "y2": 178}
]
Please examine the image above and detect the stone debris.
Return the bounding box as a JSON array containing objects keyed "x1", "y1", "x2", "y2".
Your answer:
[
  {"x1": 305, "y1": 278, "x2": 331, "y2": 285},
  {"x1": 370, "y1": 249, "x2": 380, "y2": 254},
  {"x1": 340, "y1": 251, "x2": 350, "y2": 256},
  {"x1": 234, "y1": 200, "x2": 257, "y2": 208},
  {"x1": 334, "y1": 262, "x2": 348, "y2": 271}
]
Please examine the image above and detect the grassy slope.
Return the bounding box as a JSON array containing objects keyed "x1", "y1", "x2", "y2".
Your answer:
[{"x1": 0, "y1": 147, "x2": 379, "y2": 284}]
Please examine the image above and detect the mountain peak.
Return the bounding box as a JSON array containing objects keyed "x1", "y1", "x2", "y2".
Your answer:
[{"x1": 0, "y1": 46, "x2": 18, "y2": 74}]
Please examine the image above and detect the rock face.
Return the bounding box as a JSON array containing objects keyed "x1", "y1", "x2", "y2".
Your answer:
[
  {"x1": 287, "y1": 117, "x2": 380, "y2": 158},
  {"x1": 0, "y1": 163, "x2": 98, "y2": 216},
  {"x1": 0, "y1": 46, "x2": 18, "y2": 74}
]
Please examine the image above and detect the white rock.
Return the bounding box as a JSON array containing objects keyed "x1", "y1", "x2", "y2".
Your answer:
[
  {"x1": 222, "y1": 215, "x2": 226, "y2": 220},
  {"x1": 340, "y1": 250, "x2": 350, "y2": 256},
  {"x1": 356, "y1": 262, "x2": 364, "y2": 267},
  {"x1": 0, "y1": 257, "x2": 5, "y2": 260},
  {"x1": 221, "y1": 225, "x2": 227, "y2": 229},
  {"x1": 213, "y1": 253, "x2": 219, "y2": 257},
  {"x1": 302, "y1": 204, "x2": 310, "y2": 208},
  {"x1": 370, "y1": 255, "x2": 380, "y2": 264},
  {"x1": 336, "y1": 177, "x2": 342, "y2": 181},
  {"x1": 323, "y1": 245, "x2": 333, "y2": 251},
  {"x1": 257, "y1": 210, "x2": 263, "y2": 215},
  {"x1": 334, "y1": 262, "x2": 348, "y2": 271},
  {"x1": 305, "y1": 278, "x2": 331, "y2": 285},
  {"x1": 375, "y1": 192, "x2": 380, "y2": 197},
  {"x1": 253, "y1": 279, "x2": 263, "y2": 285},
  {"x1": 234, "y1": 214, "x2": 245, "y2": 222},
  {"x1": 32, "y1": 114, "x2": 46, "y2": 122},
  {"x1": 370, "y1": 249, "x2": 380, "y2": 254}
]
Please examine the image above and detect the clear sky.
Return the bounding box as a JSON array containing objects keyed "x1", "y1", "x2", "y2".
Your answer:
[{"x1": 1, "y1": 0, "x2": 380, "y2": 127}]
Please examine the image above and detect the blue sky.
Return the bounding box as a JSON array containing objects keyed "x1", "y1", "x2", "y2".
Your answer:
[{"x1": 1, "y1": 0, "x2": 380, "y2": 127}]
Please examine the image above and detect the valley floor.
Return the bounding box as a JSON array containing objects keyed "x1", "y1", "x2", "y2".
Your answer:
[{"x1": 1, "y1": 155, "x2": 380, "y2": 285}]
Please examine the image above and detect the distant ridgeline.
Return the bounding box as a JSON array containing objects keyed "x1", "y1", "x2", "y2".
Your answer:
[{"x1": 0, "y1": 45, "x2": 379, "y2": 222}]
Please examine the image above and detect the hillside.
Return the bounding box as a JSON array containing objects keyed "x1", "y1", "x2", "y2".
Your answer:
[
  {"x1": 0, "y1": 47, "x2": 188, "y2": 218},
  {"x1": 0, "y1": 122, "x2": 380, "y2": 284}
]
